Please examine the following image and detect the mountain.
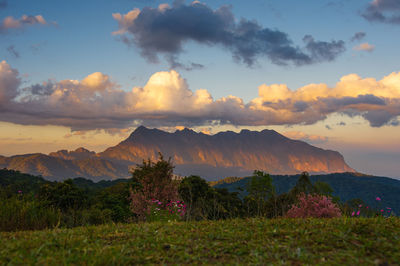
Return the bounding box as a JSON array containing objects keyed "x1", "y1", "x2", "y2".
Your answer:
[
  {"x1": 0, "y1": 152, "x2": 129, "y2": 182},
  {"x1": 49, "y1": 147, "x2": 95, "y2": 160},
  {"x1": 0, "y1": 126, "x2": 353, "y2": 181},
  {"x1": 99, "y1": 126, "x2": 353, "y2": 179},
  {"x1": 213, "y1": 172, "x2": 400, "y2": 214}
]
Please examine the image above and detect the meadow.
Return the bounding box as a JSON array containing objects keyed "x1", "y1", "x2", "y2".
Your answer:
[{"x1": 1, "y1": 217, "x2": 399, "y2": 265}]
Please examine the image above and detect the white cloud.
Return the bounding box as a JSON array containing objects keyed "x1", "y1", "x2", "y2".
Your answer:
[{"x1": 0, "y1": 61, "x2": 399, "y2": 130}]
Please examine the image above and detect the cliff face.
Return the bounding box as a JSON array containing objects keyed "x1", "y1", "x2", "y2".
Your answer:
[
  {"x1": 99, "y1": 126, "x2": 354, "y2": 177},
  {"x1": 0, "y1": 126, "x2": 354, "y2": 181}
]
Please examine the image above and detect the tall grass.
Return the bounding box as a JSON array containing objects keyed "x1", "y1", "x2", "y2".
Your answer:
[
  {"x1": 0, "y1": 196, "x2": 60, "y2": 232},
  {"x1": 0, "y1": 196, "x2": 116, "y2": 232}
]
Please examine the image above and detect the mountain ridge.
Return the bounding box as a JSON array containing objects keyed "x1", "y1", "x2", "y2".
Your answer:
[{"x1": 0, "y1": 126, "x2": 354, "y2": 181}]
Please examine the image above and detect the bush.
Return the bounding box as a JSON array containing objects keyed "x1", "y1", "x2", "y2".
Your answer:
[
  {"x1": 129, "y1": 154, "x2": 179, "y2": 220},
  {"x1": 286, "y1": 193, "x2": 342, "y2": 218}
]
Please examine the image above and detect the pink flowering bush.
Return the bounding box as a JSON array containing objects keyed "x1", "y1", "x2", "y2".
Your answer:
[
  {"x1": 129, "y1": 155, "x2": 180, "y2": 221},
  {"x1": 147, "y1": 199, "x2": 187, "y2": 222},
  {"x1": 286, "y1": 193, "x2": 342, "y2": 218}
]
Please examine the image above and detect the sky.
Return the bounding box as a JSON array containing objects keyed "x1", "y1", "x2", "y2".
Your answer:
[{"x1": 0, "y1": 0, "x2": 399, "y2": 178}]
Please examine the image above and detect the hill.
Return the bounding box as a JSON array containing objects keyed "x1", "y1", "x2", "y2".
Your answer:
[
  {"x1": 0, "y1": 168, "x2": 128, "y2": 193},
  {"x1": 0, "y1": 126, "x2": 353, "y2": 181},
  {"x1": 213, "y1": 172, "x2": 400, "y2": 213}
]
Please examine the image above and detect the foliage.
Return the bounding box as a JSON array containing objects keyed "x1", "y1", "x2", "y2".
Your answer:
[
  {"x1": 286, "y1": 193, "x2": 342, "y2": 218},
  {"x1": 129, "y1": 154, "x2": 179, "y2": 220},
  {"x1": 178, "y1": 175, "x2": 243, "y2": 220},
  {"x1": 289, "y1": 172, "x2": 316, "y2": 196},
  {"x1": 38, "y1": 179, "x2": 88, "y2": 211},
  {"x1": 1, "y1": 218, "x2": 399, "y2": 265},
  {"x1": 244, "y1": 170, "x2": 275, "y2": 217},
  {"x1": 214, "y1": 172, "x2": 400, "y2": 215},
  {"x1": 0, "y1": 168, "x2": 49, "y2": 197},
  {"x1": 0, "y1": 169, "x2": 132, "y2": 231}
]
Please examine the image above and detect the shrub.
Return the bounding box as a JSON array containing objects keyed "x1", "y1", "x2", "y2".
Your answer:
[
  {"x1": 286, "y1": 193, "x2": 342, "y2": 218},
  {"x1": 129, "y1": 154, "x2": 179, "y2": 220}
]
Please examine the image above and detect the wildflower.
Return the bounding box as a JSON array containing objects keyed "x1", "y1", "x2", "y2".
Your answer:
[
  {"x1": 376, "y1": 197, "x2": 381, "y2": 201},
  {"x1": 381, "y1": 209, "x2": 384, "y2": 212},
  {"x1": 356, "y1": 210, "x2": 360, "y2": 216},
  {"x1": 18, "y1": 190, "x2": 22, "y2": 194},
  {"x1": 358, "y1": 204, "x2": 362, "y2": 208},
  {"x1": 351, "y1": 211, "x2": 355, "y2": 216}
]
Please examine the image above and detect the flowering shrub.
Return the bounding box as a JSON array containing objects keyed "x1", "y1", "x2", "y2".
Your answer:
[
  {"x1": 286, "y1": 193, "x2": 342, "y2": 218},
  {"x1": 129, "y1": 155, "x2": 179, "y2": 220},
  {"x1": 146, "y1": 199, "x2": 187, "y2": 222}
]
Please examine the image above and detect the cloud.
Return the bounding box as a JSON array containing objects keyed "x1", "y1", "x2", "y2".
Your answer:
[
  {"x1": 282, "y1": 131, "x2": 328, "y2": 144},
  {"x1": 0, "y1": 14, "x2": 49, "y2": 34},
  {"x1": 6, "y1": 45, "x2": 20, "y2": 58},
  {"x1": 350, "y1": 32, "x2": 366, "y2": 42},
  {"x1": 362, "y1": 0, "x2": 400, "y2": 24},
  {"x1": 353, "y1": 42, "x2": 375, "y2": 52},
  {"x1": 112, "y1": 1, "x2": 345, "y2": 67},
  {"x1": 64, "y1": 131, "x2": 87, "y2": 139},
  {"x1": 0, "y1": 61, "x2": 400, "y2": 130},
  {"x1": 0, "y1": 60, "x2": 21, "y2": 106}
]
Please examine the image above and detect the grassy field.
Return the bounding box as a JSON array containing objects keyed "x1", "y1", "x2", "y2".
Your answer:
[{"x1": 1, "y1": 217, "x2": 399, "y2": 265}]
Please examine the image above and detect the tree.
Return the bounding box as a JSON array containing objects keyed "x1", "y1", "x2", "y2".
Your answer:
[
  {"x1": 179, "y1": 175, "x2": 243, "y2": 220},
  {"x1": 244, "y1": 170, "x2": 275, "y2": 217},
  {"x1": 290, "y1": 172, "x2": 315, "y2": 196},
  {"x1": 38, "y1": 179, "x2": 87, "y2": 211},
  {"x1": 314, "y1": 181, "x2": 334, "y2": 196},
  {"x1": 128, "y1": 154, "x2": 179, "y2": 220}
]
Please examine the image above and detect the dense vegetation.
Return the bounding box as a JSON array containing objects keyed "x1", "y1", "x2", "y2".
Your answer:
[
  {"x1": 0, "y1": 156, "x2": 397, "y2": 232},
  {"x1": 0, "y1": 169, "x2": 132, "y2": 231},
  {"x1": 214, "y1": 173, "x2": 400, "y2": 214},
  {"x1": 1, "y1": 218, "x2": 399, "y2": 265}
]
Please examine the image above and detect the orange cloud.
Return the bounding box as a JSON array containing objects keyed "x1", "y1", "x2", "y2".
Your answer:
[
  {"x1": 353, "y1": 42, "x2": 375, "y2": 52},
  {"x1": 0, "y1": 61, "x2": 399, "y2": 130}
]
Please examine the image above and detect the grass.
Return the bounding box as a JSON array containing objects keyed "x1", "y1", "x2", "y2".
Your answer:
[{"x1": 1, "y1": 217, "x2": 399, "y2": 265}]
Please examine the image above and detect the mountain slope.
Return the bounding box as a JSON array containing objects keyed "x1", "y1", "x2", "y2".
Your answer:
[
  {"x1": 0, "y1": 153, "x2": 129, "y2": 182},
  {"x1": 0, "y1": 126, "x2": 353, "y2": 181},
  {"x1": 99, "y1": 126, "x2": 353, "y2": 178}
]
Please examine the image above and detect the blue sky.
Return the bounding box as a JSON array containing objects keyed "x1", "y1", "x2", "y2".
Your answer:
[
  {"x1": 0, "y1": 0, "x2": 399, "y2": 178},
  {"x1": 2, "y1": 0, "x2": 399, "y2": 97}
]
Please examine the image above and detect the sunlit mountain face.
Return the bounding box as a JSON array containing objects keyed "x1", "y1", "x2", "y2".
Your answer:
[
  {"x1": 0, "y1": 0, "x2": 399, "y2": 179},
  {"x1": 0, "y1": 126, "x2": 353, "y2": 181}
]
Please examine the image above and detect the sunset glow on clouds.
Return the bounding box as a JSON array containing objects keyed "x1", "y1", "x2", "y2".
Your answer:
[
  {"x1": 0, "y1": 60, "x2": 399, "y2": 130},
  {"x1": 0, "y1": 14, "x2": 49, "y2": 33}
]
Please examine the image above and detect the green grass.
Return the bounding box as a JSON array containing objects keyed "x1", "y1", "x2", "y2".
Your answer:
[{"x1": 1, "y1": 217, "x2": 399, "y2": 265}]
